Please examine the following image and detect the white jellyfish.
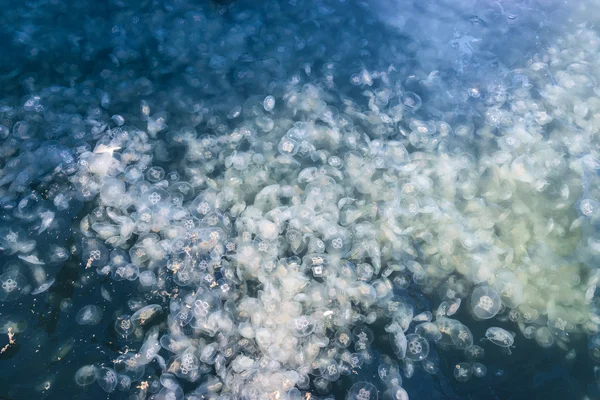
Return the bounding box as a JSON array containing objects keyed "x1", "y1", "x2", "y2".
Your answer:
[
  {"x1": 346, "y1": 381, "x2": 378, "y2": 400},
  {"x1": 131, "y1": 304, "x2": 162, "y2": 326},
  {"x1": 0, "y1": 270, "x2": 27, "y2": 302},
  {"x1": 405, "y1": 334, "x2": 430, "y2": 361},
  {"x1": 472, "y1": 362, "x2": 487, "y2": 378},
  {"x1": 471, "y1": 285, "x2": 502, "y2": 319},
  {"x1": 75, "y1": 365, "x2": 97, "y2": 386},
  {"x1": 485, "y1": 327, "x2": 515, "y2": 353},
  {"x1": 453, "y1": 362, "x2": 472, "y2": 382},
  {"x1": 76, "y1": 305, "x2": 103, "y2": 326},
  {"x1": 95, "y1": 367, "x2": 118, "y2": 393}
]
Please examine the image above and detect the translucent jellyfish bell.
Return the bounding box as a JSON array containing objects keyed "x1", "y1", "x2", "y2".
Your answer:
[
  {"x1": 346, "y1": 381, "x2": 378, "y2": 400},
  {"x1": 131, "y1": 304, "x2": 162, "y2": 326},
  {"x1": 405, "y1": 334, "x2": 430, "y2": 361},
  {"x1": 389, "y1": 386, "x2": 409, "y2": 400},
  {"x1": 535, "y1": 327, "x2": 555, "y2": 348},
  {"x1": 454, "y1": 362, "x2": 472, "y2": 382},
  {"x1": 95, "y1": 367, "x2": 118, "y2": 393},
  {"x1": 400, "y1": 92, "x2": 422, "y2": 112},
  {"x1": 0, "y1": 270, "x2": 27, "y2": 302},
  {"x1": 472, "y1": 362, "x2": 487, "y2": 378},
  {"x1": 31, "y1": 278, "x2": 55, "y2": 295},
  {"x1": 415, "y1": 322, "x2": 442, "y2": 342},
  {"x1": 471, "y1": 285, "x2": 501, "y2": 319},
  {"x1": 76, "y1": 305, "x2": 103, "y2": 326},
  {"x1": 485, "y1": 327, "x2": 515, "y2": 351},
  {"x1": 75, "y1": 365, "x2": 97, "y2": 386}
]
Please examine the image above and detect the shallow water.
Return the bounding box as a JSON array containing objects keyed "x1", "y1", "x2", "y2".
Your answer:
[{"x1": 2, "y1": 0, "x2": 600, "y2": 399}]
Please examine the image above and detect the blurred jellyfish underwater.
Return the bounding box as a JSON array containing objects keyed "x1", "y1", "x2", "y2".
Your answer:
[{"x1": 3, "y1": 0, "x2": 600, "y2": 399}]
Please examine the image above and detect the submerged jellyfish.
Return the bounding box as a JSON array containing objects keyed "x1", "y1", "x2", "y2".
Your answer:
[
  {"x1": 471, "y1": 285, "x2": 501, "y2": 319},
  {"x1": 454, "y1": 362, "x2": 472, "y2": 382},
  {"x1": 485, "y1": 327, "x2": 515, "y2": 353},
  {"x1": 75, "y1": 365, "x2": 97, "y2": 386},
  {"x1": 95, "y1": 367, "x2": 118, "y2": 393},
  {"x1": 76, "y1": 305, "x2": 103, "y2": 326},
  {"x1": 472, "y1": 362, "x2": 487, "y2": 378},
  {"x1": 0, "y1": 270, "x2": 27, "y2": 302},
  {"x1": 131, "y1": 304, "x2": 162, "y2": 326},
  {"x1": 115, "y1": 315, "x2": 134, "y2": 338},
  {"x1": 31, "y1": 278, "x2": 55, "y2": 295},
  {"x1": 405, "y1": 334, "x2": 429, "y2": 361},
  {"x1": 346, "y1": 381, "x2": 378, "y2": 400}
]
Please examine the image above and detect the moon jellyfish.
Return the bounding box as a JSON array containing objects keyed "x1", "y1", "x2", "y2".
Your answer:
[
  {"x1": 76, "y1": 305, "x2": 103, "y2": 326},
  {"x1": 405, "y1": 334, "x2": 429, "y2": 361},
  {"x1": 115, "y1": 314, "x2": 134, "y2": 338},
  {"x1": 535, "y1": 327, "x2": 555, "y2": 348},
  {"x1": 346, "y1": 381, "x2": 378, "y2": 400},
  {"x1": 31, "y1": 278, "x2": 55, "y2": 295},
  {"x1": 413, "y1": 311, "x2": 432, "y2": 322},
  {"x1": 454, "y1": 362, "x2": 472, "y2": 382},
  {"x1": 415, "y1": 322, "x2": 443, "y2": 342},
  {"x1": 446, "y1": 298, "x2": 461, "y2": 316},
  {"x1": 389, "y1": 386, "x2": 409, "y2": 400},
  {"x1": 319, "y1": 359, "x2": 341, "y2": 381},
  {"x1": 485, "y1": 327, "x2": 515, "y2": 352},
  {"x1": 75, "y1": 365, "x2": 97, "y2": 386},
  {"x1": 471, "y1": 285, "x2": 501, "y2": 319},
  {"x1": 450, "y1": 323, "x2": 473, "y2": 350},
  {"x1": 464, "y1": 345, "x2": 485, "y2": 360},
  {"x1": 131, "y1": 304, "x2": 162, "y2": 326},
  {"x1": 494, "y1": 271, "x2": 523, "y2": 308},
  {"x1": 95, "y1": 367, "x2": 118, "y2": 393},
  {"x1": 0, "y1": 270, "x2": 27, "y2": 302},
  {"x1": 377, "y1": 355, "x2": 400, "y2": 382},
  {"x1": 472, "y1": 362, "x2": 487, "y2": 378},
  {"x1": 139, "y1": 270, "x2": 157, "y2": 287},
  {"x1": 400, "y1": 92, "x2": 422, "y2": 112}
]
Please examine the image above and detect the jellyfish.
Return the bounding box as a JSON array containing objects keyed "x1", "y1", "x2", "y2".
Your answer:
[
  {"x1": 76, "y1": 305, "x2": 103, "y2": 326},
  {"x1": 75, "y1": 365, "x2": 97, "y2": 386},
  {"x1": 114, "y1": 315, "x2": 134, "y2": 338},
  {"x1": 387, "y1": 386, "x2": 409, "y2": 400},
  {"x1": 484, "y1": 327, "x2": 515, "y2": 353},
  {"x1": 31, "y1": 278, "x2": 55, "y2": 295},
  {"x1": 95, "y1": 367, "x2": 118, "y2": 393},
  {"x1": 471, "y1": 285, "x2": 502, "y2": 319},
  {"x1": 472, "y1": 362, "x2": 487, "y2": 378},
  {"x1": 346, "y1": 381, "x2": 378, "y2": 400},
  {"x1": 413, "y1": 311, "x2": 432, "y2": 322},
  {"x1": 454, "y1": 363, "x2": 472, "y2": 382},
  {"x1": 405, "y1": 334, "x2": 430, "y2": 361},
  {"x1": 535, "y1": 327, "x2": 555, "y2": 348},
  {"x1": 131, "y1": 304, "x2": 162, "y2": 326},
  {"x1": 0, "y1": 269, "x2": 27, "y2": 302}
]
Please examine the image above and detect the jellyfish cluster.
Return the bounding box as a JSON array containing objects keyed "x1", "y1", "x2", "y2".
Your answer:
[{"x1": 2, "y1": 0, "x2": 600, "y2": 398}]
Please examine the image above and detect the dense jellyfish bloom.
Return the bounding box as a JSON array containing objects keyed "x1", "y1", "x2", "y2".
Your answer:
[{"x1": 2, "y1": 1, "x2": 600, "y2": 399}]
